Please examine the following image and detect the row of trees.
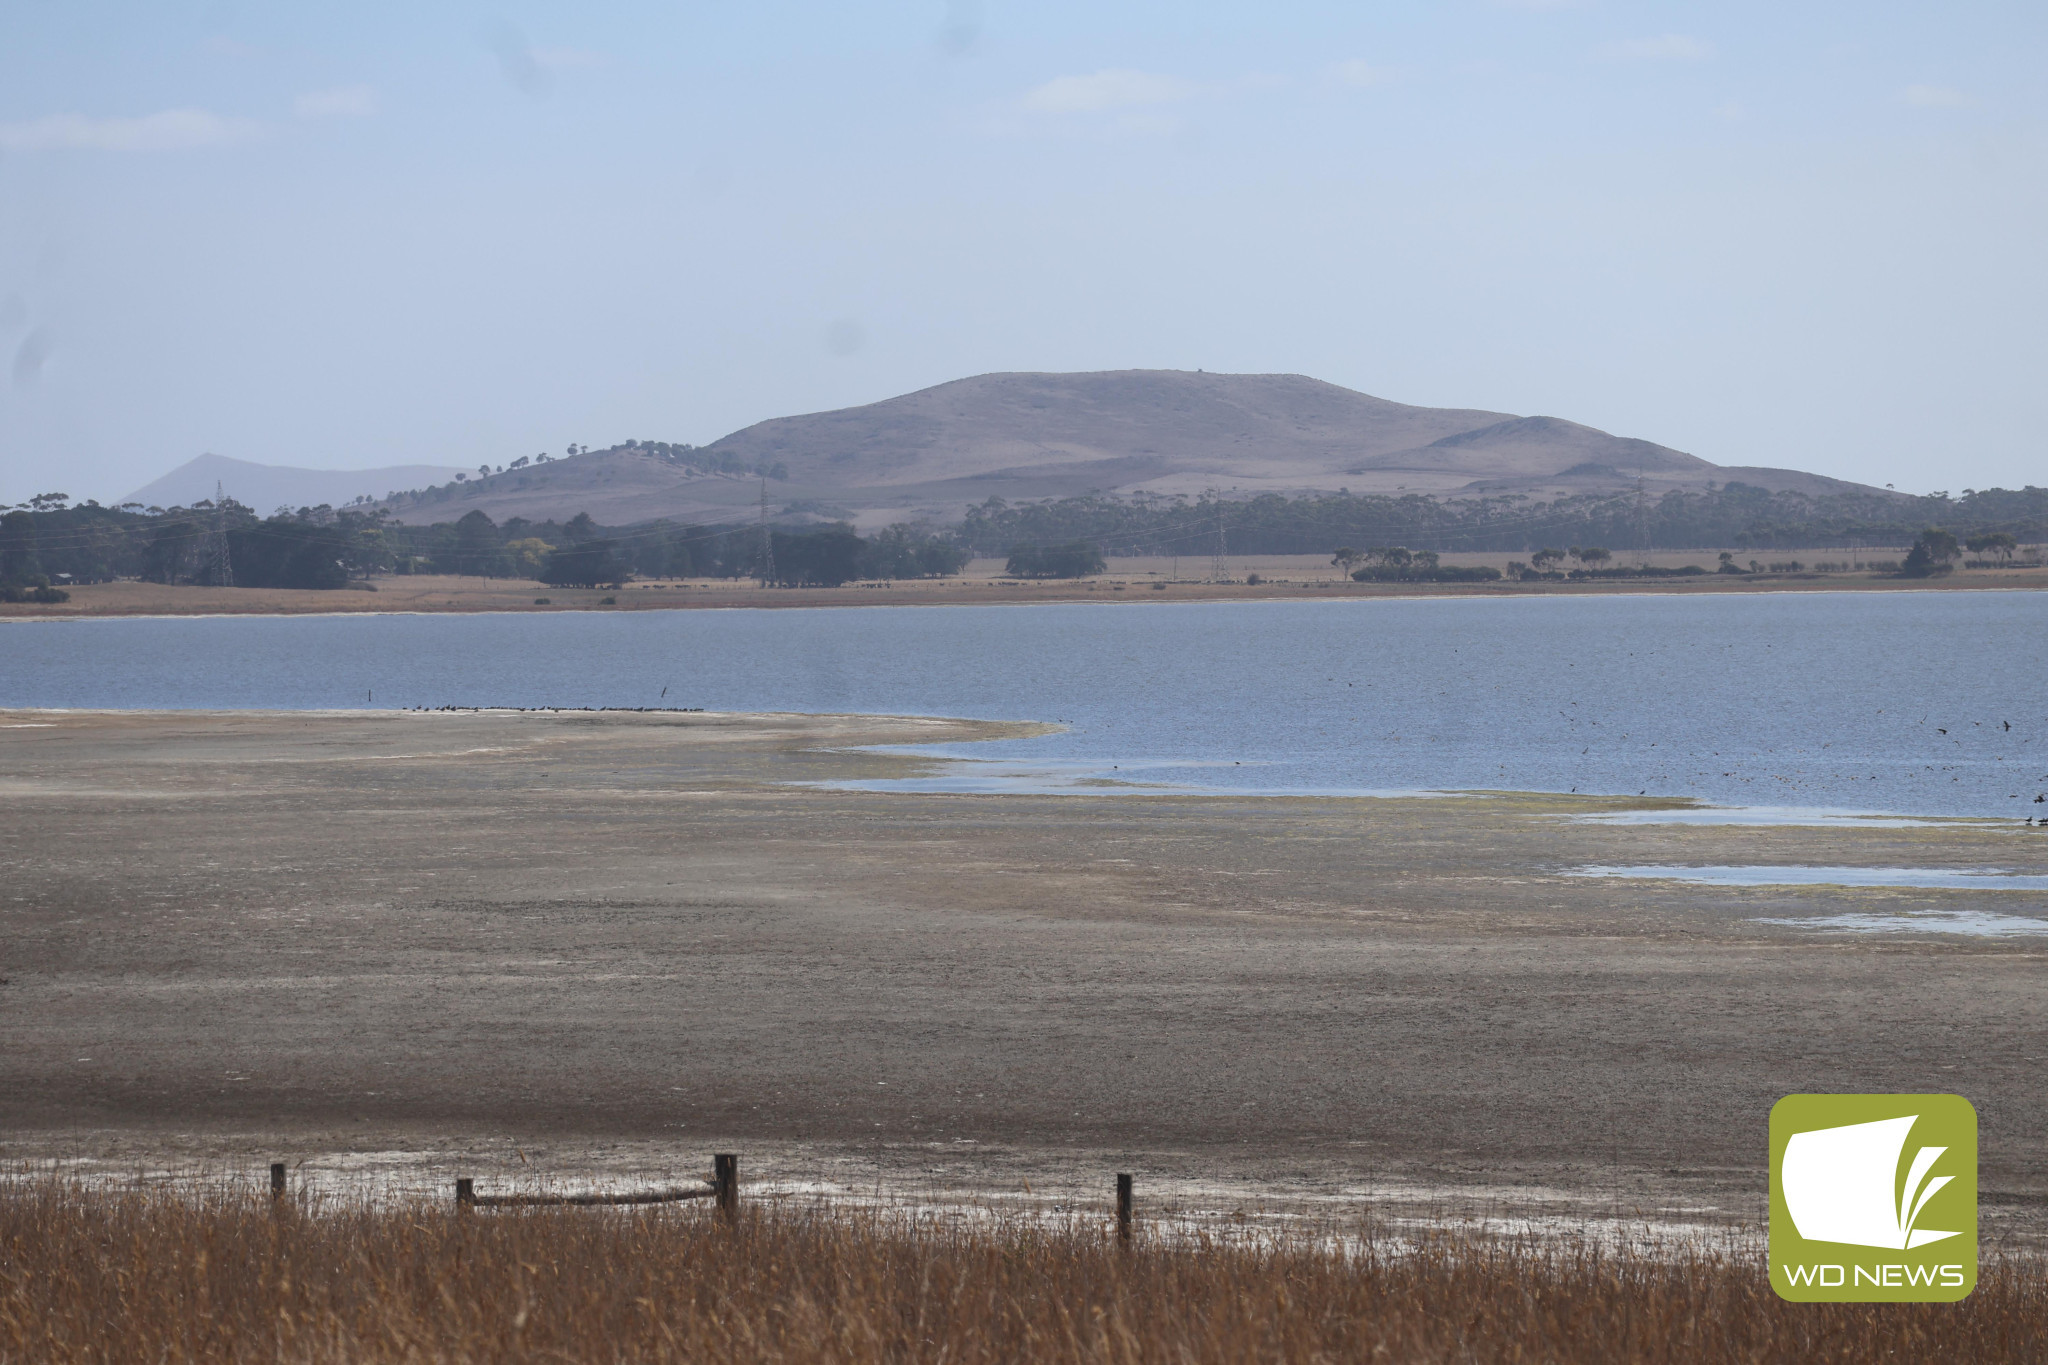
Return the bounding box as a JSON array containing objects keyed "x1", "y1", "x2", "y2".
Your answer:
[
  {"x1": 4, "y1": 483, "x2": 2037, "y2": 594},
  {"x1": 3, "y1": 501, "x2": 145, "y2": 587},
  {"x1": 1332, "y1": 547, "x2": 1504, "y2": 583},
  {"x1": 0, "y1": 496, "x2": 970, "y2": 591},
  {"x1": 509, "y1": 517, "x2": 968, "y2": 588},
  {"x1": 1332, "y1": 545, "x2": 1580, "y2": 575},
  {"x1": 958, "y1": 484, "x2": 2048, "y2": 556},
  {"x1": 0, "y1": 496, "x2": 393, "y2": 590},
  {"x1": 1900, "y1": 528, "x2": 1988, "y2": 577},
  {"x1": 0, "y1": 505, "x2": 70, "y2": 601}
]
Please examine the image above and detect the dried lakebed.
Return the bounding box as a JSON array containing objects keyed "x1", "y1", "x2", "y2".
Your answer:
[
  {"x1": 1571, "y1": 864, "x2": 2048, "y2": 891},
  {"x1": 4, "y1": 707, "x2": 2047, "y2": 1240},
  {"x1": 1567, "y1": 863, "x2": 2048, "y2": 936}
]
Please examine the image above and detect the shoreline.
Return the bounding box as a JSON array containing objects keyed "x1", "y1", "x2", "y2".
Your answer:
[
  {"x1": 0, "y1": 705, "x2": 2028, "y2": 822},
  {"x1": 3, "y1": 566, "x2": 2043, "y2": 620}
]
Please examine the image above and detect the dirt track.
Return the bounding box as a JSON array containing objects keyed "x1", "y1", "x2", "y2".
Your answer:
[{"x1": 3, "y1": 709, "x2": 2044, "y2": 1235}]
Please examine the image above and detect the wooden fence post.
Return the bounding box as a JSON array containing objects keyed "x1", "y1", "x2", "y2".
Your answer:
[
  {"x1": 714, "y1": 1154, "x2": 738, "y2": 1223},
  {"x1": 271, "y1": 1163, "x2": 287, "y2": 1200},
  {"x1": 456, "y1": 1177, "x2": 474, "y2": 1207},
  {"x1": 1116, "y1": 1173, "x2": 1133, "y2": 1245}
]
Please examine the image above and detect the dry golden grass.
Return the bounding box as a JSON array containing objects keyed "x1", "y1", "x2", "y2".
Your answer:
[{"x1": 2, "y1": 1182, "x2": 2041, "y2": 1363}]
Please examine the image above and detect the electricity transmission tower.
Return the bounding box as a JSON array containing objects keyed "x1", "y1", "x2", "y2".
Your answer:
[
  {"x1": 1632, "y1": 468, "x2": 1650, "y2": 568},
  {"x1": 204, "y1": 480, "x2": 234, "y2": 587},
  {"x1": 1208, "y1": 490, "x2": 1227, "y2": 582},
  {"x1": 757, "y1": 479, "x2": 775, "y2": 587}
]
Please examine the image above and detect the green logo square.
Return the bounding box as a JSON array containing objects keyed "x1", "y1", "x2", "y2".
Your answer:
[{"x1": 1769, "y1": 1093, "x2": 1977, "y2": 1302}]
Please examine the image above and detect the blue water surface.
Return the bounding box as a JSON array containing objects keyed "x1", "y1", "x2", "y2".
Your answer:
[{"x1": 2, "y1": 591, "x2": 2042, "y2": 816}]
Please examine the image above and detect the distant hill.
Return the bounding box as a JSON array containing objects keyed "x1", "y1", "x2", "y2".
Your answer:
[
  {"x1": 355, "y1": 370, "x2": 1888, "y2": 527},
  {"x1": 122, "y1": 453, "x2": 469, "y2": 515}
]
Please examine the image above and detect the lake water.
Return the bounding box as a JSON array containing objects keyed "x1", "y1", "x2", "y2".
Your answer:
[{"x1": 3, "y1": 590, "x2": 2043, "y2": 818}]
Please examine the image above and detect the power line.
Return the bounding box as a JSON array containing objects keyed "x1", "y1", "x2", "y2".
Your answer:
[{"x1": 757, "y1": 479, "x2": 775, "y2": 588}]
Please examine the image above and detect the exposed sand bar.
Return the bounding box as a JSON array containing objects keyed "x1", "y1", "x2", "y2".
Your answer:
[{"x1": 3, "y1": 708, "x2": 2045, "y2": 1239}]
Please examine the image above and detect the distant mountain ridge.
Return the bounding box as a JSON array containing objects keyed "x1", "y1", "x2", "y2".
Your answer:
[
  {"x1": 145, "y1": 371, "x2": 1888, "y2": 528},
  {"x1": 123, "y1": 453, "x2": 469, "y2": 515}
]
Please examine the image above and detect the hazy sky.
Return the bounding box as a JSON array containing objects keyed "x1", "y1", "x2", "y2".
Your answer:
[{"x1": 1, "y1": 1, "x2": 2042, "y2": 504}]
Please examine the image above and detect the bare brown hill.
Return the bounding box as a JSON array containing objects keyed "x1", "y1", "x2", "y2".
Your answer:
[{"x1": 378, "y1": 370, "x2": 1882, "y2": 527}]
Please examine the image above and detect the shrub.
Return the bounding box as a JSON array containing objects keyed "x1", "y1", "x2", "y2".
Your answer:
[
  {"x1": 0, "y1": 582, "x2": 68, "y2": 603},
  {"x1": 1352, "y1": 565, "x2": 1503, "y2": 583},
  {"x1": 1563, "y1": 565, "x2": 1709, "y2": 579}
]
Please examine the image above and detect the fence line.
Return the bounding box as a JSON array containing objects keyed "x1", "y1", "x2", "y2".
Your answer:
[{"x1": 271, "y1": 1156, "x2": 1134, "y2": 1235}]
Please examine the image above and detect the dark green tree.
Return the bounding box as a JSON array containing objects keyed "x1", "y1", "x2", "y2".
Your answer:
[
  {"x1": 1966, "y1": 532, "x2": 2017, "y2": 564},
  {"x1": 770, "y1": 526, "x2": 865, "y2": 586},
  {"x1": 1901, "y1": 528, "x2": 1960, "y2": 577},
  {"x1": 443, "y1": 510, "x2": 510, "y2": 577},
  {"x1": 226, "y1": 521, "x2": 347, "y2": 589},
  {"x1": 540, "y1": 538, "x2": 626, "y2": 588},
  {"x1": 0, "y1": 510, "x2": 39, "y2": 584},
  {"x1": 1005, "y1": 541, "x2": 1106, "y2": 578},
  {"x1": 858, "y1": 526, "x2": 967, "y2": 579}
]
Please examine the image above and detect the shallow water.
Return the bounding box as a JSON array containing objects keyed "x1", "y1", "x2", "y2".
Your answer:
[
  {"x1": 3, "y1": 590, "x2": 2044, "y2": 817},
  {"x1": 1751, "y1": 911, "x2": 2048, "y2": 937}
]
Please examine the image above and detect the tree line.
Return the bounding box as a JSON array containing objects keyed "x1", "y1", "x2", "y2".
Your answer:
[
  {"x1": 956, "y1": 483, "x2": 2048, "y2": 556},
  {"x1": 0, "y1": 496, "x2": 965, "y2": 591},
  {"x1": 6, "y1": 480, "x2": 2042, "y2": 595}
]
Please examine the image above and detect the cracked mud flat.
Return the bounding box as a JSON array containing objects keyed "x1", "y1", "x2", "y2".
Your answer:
[{"x1": 3, "y1": 708, "x2": 2045, "y2": 1246}]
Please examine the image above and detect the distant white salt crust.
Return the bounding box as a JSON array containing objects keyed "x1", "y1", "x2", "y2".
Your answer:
[
  {"x1": 811, "y1": 748, "x2": 1449, "y2": 798},
  {"x1": 1561, "y1": 806, "x2": 1971, "y2": 829},
  {"x1": 1752, "y1": 911, "x2": 2048, "y2": 938},
  {"x1": 1569, "y1": 865, "x2": 2048, "y2": 891}
]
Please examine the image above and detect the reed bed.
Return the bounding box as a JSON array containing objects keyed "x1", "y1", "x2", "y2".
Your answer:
[{"x1": 2, "y1": 1181, "x2": 2041, "y2": 1363}]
